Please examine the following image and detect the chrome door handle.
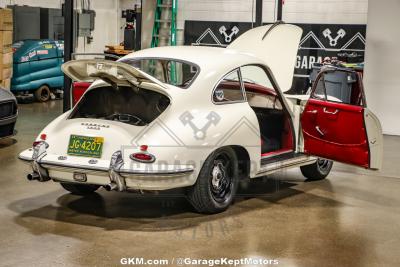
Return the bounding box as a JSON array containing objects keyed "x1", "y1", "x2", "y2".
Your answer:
[
  {"x1": 323, "y1": 107, "x2": 339, "y2": 114},
  {"x1": 316, "y1": 126, "x2": 324, "y2": 136}
]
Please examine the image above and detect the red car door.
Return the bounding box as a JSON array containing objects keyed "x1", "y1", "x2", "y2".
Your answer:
[{"x1": 301, "y1": 67, "x2": 382, "y2": 169}]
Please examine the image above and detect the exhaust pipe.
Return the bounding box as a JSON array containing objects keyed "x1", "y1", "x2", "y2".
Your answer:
[
  {"x1": 27, "y1": 172, "x2": 40, "y2": 181},
  {"x1": 104, "y1": 183, "x2": 117, "y2": 191}
]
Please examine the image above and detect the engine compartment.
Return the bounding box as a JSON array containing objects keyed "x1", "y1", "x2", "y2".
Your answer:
[{"x1": 69, "y1": 86, "x2": 170, "y2": 126}]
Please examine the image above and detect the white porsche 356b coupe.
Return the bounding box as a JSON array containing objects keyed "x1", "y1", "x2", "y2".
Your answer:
[{"x1": 19, "y1": 23, "x2": 383, "y2": 213}]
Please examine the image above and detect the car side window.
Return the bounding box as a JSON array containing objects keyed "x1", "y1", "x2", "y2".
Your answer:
[
  {"x1": 213, "y1": 69, "x2": 245, "y2": 103},
  {"x1": 311, "y1": 70, "x2": 365, "y2": 106},
  {"x1": 240, "y1": 65, "x2": 274, "y2": 89}
]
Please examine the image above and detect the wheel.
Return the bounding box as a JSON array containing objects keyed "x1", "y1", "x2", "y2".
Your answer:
[
  {"x1": 187, "y1": 147, "x2": 239, "y2": 214},
  {"x1": 300, "y1": 158, "x2": 333, "y2": 181},
  {"x1": 34, "y1": 85, "x2": 51, "y2": 102},
  {"x1": 60, "y1": 182, "x2": 100, "y2": 195}
]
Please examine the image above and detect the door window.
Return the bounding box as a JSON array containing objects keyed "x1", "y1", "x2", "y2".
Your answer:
[
  {"x1": 312, "y1": 70, "x2": 365, "y2": 106},
  {"x1": 212, "y1": 69, "x2": 245, "y2": 103}
]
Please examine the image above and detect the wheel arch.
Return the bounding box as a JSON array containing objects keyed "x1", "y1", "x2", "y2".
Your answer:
[
  {"x1": 37, "y1": 83, "x2": 51, "y2": 90},
  {"x1": 230, "y1": 145, "x2": 251, "y2": 180},
  {"x1": 198, "y1": 145, "x2": 251, "y2": 181}
]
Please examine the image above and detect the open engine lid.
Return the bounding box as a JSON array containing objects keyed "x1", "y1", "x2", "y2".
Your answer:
[
  {"x1": 228, "y1": 23, "x2": 302, "y2": 93},
  {"x1": 62, "y1": 59, "x2": 168, "y2": 90}
]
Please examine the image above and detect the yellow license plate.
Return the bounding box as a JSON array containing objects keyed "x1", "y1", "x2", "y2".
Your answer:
[{"x1": 67, "y1": 135, "x2": 104, "y2": 158}]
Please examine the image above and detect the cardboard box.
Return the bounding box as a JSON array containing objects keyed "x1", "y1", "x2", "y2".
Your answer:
[
  {"x1": 0, "y1": 31, "x2": 13, "y2": 53},
  {"x1": 0, "y1": 52, "x2": 12, "y2": 66},
  {"x1": 0, "y1": 66, "x2": 12, "y2": 80},
  {"x1": 0, "y1": 78, "x2": 11, "y2": 90},
  {"x1": 0, "y1": 9, "x2": 13, "y2": 31}
]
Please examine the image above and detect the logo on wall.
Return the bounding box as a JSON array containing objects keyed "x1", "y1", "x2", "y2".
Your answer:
[
  {"x1": 219, "y1": 26, "x2": 240, "y2": 43},
  {"x1": 322, "y1": 28, "x2": 346, "y2": 47},
  {"x1": 186, "y1": 21, "x2": 251, "y2": 47},
  {"x1": 184, "y1": 21, "x2": 367, "y2": 93}
]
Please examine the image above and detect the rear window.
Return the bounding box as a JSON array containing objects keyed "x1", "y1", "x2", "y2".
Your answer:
[
  {"x1": 69, "y1": 86, "x2": 170, "y2": 126},
  {"x1": 122, "y1": 58, "x2": 199, "y2": 89}
]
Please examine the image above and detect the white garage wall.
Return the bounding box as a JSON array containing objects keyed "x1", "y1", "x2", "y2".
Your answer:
[
  {"x1": 278, "y1": 0, "x2": 368, "y2": 24},
  {"x1": 178, "y1": 0, "x2": 368, "y2": 25},
  {"x1": 73, "y1": 0, "x2": 119, "y2": 54},
  {"x1": 364, "y1": 0, "x2": 400, "y2": 136}
]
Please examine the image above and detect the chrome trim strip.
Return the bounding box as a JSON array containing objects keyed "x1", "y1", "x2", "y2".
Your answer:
[
  {"x1": 119, "y1": 168, "x2": 194, "y2": 175},
  {"x1": 257, "y1": 156, "x2": 316, "y2": 175}
]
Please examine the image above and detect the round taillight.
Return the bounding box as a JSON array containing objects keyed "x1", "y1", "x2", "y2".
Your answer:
[
  {"x1": 130, "y1": 152, "x2": 155, "y2": 163},
  {"x1": 140, "y1": 145, "x2": 148, "y2": 151},
  {"x1": 40, "y1": 133, "x2": 47, "y2": 140}
]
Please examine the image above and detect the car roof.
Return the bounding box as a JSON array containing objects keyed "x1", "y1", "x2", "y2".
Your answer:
[{"x1": 121, "y1": 46, "x2": 264, "y2": 72}]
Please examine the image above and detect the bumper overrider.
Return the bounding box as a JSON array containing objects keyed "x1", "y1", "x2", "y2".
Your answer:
[{"x1": 18, "y1": 142, "x2": 195, "y2": 191}]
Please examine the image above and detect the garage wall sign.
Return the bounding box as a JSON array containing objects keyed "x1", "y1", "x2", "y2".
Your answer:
[{"x1": 184, "y1": 21, "x2": 366, "y2": 93}]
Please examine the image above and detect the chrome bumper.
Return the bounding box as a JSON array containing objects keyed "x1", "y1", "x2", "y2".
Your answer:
[{"x1": 19, "y1": 145, "x2": 195, "y2": 191}]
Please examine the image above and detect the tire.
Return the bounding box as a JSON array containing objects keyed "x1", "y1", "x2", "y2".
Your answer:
[
  {"x1": 60, "y1": 182, "x2": 100, "y2": 195},
  {"x1": 300, "y1": 158, "x2": 333, "y2": 181},
  {"x1": 187, "y1": 147, "x2": 239, "y2": 214},
  {"x1": 34, "y1": 85, "x2": 51, "y2": 102}
]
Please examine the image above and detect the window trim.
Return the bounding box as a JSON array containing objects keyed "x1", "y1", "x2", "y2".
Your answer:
[
  {"x1": 310, "y1": 68, "x2": 367, "y2": 108},
  {"x1": 239, "y1": 63, "x2": 297, "y2": 156},
  {"x1": 312, "y1": 74, "x2": 328, "y2": 101},
  {"x1": 239, "y1": 63, "x2": 296, "y2": 117},
  {"x1": 211, "y1": 68, "x2": 247, "y2": 105},
  {"x1": 120, "y1": 57, "x2": 201, "y2": 89}
]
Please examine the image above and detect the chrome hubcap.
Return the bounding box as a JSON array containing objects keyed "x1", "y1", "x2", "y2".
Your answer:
[
  {"x1": 317, "y1": 159, "x2": 331, "y2": 172},
  {"x1": 211, "y1": 162, "x2": 226, "y2": 190}
]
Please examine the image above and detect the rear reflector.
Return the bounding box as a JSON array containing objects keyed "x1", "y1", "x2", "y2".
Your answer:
[{"x1": 130, "y1": 152, "x2": 156, "y2": 163}]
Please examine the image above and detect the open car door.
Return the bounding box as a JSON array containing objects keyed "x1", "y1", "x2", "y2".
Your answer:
[{"x1": 301, "y1": 66, "x2": 383, "y2": 169}]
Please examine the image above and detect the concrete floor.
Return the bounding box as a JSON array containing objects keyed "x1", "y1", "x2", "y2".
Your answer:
[{"x1": 0, "y1": 100, "x2": 399, "y2": 267}]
